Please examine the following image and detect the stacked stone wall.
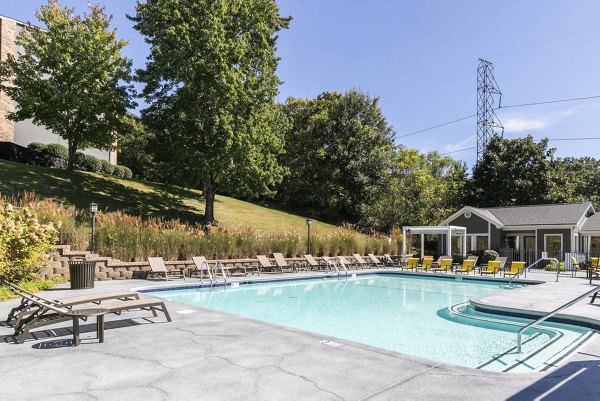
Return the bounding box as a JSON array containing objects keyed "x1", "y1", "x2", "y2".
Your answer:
[{"x1": 42, "y1": 245, "x2": 365, "y2": 281}]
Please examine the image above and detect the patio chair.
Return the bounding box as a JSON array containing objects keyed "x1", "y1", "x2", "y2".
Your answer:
[
  {"x1": 10, "y1": 287, "x2": 171, "y2": 345},
  {"x1": 256, "y1": 255, "x2": 280, "y2": 274},
  {"x1": 504, "y1": 261, "x2": 526, "y2": 278},
  {"x1": 432, "y1": 256, "x2": 444, "y2": 267},
  {"x1": 353, "y1": 254, "x2": 371, "y2": 269},
  {"x1": 467, "y1": 255, "x2": 479, "y2": 266},
  {"x1": 454, "y1": 259, "x2": 476, "y2": 274},
  {"x1": 146, "y1": 257, "x2": 186, "y2": 281},
  {"x1": 591, "y1": 258, "x2": 600, "y2": 274},
  {"x1": 5, "y1": 282, "x2": 138, "y2": 326},
  {"x1": 433, "y1": 258, "x2": 452, "y2": 273},
  {"x1": 416, "y1": 258, "x2": 433, "y2": 271},
  {"x1": 322, "y1": 256, "x2": 341, "y2": 272},
  {"x1": 382, "y1": 254, "x2": 401, "y2": 268},
  {"x1": 400, "y1": 254, "x2": 414, "y2": 266},
  {"x1": 304, "y1": 254, "x2": 327, "y2": 271},
  {"x1": 273, "y1": 253, "x2": 297, "y2": 273},
  {"x1": 337, "y1": 255, "x2": 357, "y2": 270},
  {"x1": 480, "y1": 260, "x2": 501, "y2": 276},
  {"x1": 497, "y1": 257, "x2": 508, "y2": 271},
  {"x1": 367, "y1": 254, "x2": 385, "y2": 268},
  {"x1": 403, "y1": 258, "x2": 419, "y2": 270}
]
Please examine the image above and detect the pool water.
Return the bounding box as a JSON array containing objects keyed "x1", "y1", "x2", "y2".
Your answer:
[{"x1": 147, "y1": 274, "x2": 594, "y2": 372}]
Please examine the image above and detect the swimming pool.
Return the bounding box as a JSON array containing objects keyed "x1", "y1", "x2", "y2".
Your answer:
[{"x1": 145, "y1": 274, "x2": 595, "y2": 372}]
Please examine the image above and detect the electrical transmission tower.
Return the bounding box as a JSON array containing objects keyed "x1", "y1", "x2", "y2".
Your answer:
[{"x1": 477, "y1": 58, "x2": 503, "y2": 162}]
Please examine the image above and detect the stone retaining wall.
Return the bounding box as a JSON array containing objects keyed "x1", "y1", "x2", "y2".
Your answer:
[{"x1": 41, "y1": 245, "x2": 368, "y2": 281}]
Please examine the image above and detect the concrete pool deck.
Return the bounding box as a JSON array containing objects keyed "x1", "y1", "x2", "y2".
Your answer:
[{"x1": 2, "y1": 269, "x2": 600, "y2": 400}]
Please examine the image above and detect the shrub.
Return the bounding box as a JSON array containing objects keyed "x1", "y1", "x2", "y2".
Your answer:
[
  {"x1": 83, "y1": 154, "x2": 103, "y2": 173},
  {"x1": 120, "y1": 166, "x2": 133, "y2": 178},
  {"x1": 113, "y1": 165, "x2": 126, "y2": 177},
  {"x1": 482, "y1": 249, "x2": 499, "y2": 264},
  {"x1": 27, "y1": 142, "x2": 47, "y2": 154},
  {"x1": 544, "y1": 260, "x2": 565, "y2": 271},
  {"x1": 100, "y1": 159, "x2": 114, "y2": 175},
  {"x1": 43, "y1": 143, "x2": 69, "y2": 160},
  {"x1": 74, "y1": 152, "x2": 87, "y2": 170},
  {"x1": 0, "y1": 202, "x2": 58, "y2": 282}
]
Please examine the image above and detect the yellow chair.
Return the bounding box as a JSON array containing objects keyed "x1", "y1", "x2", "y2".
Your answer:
[
  {"x1": 591, "y1": 258, "x2": 600, "y2": 273},
  {"x1": 403, "y1": 258, "x2": 419, "y2": 270},
  {"x1": 454, "y1": 259, "x2": 475, "y2": 274},
  {"x1": 504, "y1": 261, "x2": 526, "y2": 277},
  {"x1": 416, "y1": 258, "x2": 433, "y2": 271},
  {"x1": 433, "y1": 258, "x2": 452, "y2": 273},
  {"x1": 570, "y1": 257, "x2": 585, "y2": 277},
  {"x1": 480, "y1": 260, "x2": 500, "y2": 276}
]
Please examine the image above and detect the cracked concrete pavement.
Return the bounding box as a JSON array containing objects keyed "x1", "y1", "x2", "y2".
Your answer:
[{"x1": 2, "y1": 274, "x2": 600, "y2": 400}]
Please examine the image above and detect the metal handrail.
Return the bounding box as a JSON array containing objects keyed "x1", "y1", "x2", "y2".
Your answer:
[
  {"x1": 199, "y1": 260, "x2": 213, "y2": 285},
  {"x1": 516, "y1": 284, "x2": 600, "y2": 353},
  {"x1": 216, "y1": 261, "x2": 227, "y2": 284},
  {"x1": 507, "y1": 258, "x2": 558, "y2": 284}
]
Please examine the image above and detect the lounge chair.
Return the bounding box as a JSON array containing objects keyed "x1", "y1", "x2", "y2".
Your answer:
[
  {"x1": 400, "y1": 254, "x2": 414, "y2": 266},
  {"x1": 382, "y1": 254, "x2": 401, "y2": 268},
  {"x1": 367, "y1": 254, "x2": 385, "y2": 268},
  {"x1": 504, "y1": 261, "x2": 526, "y2": 278},
  {"x1": 416, "y1": 258, "x2": 433, "y2": 271},
  {"x1": 467, "y1": 255, "x2": 479, "y2": 266},
  {"x1": 9, "y1": 286, "x2": 171, "y2": 345},
  {"x1": 353, "y1": 254, "x2": 371, "y2": 269},
  {"x1": 591, "y1": 258, "x2": 600, "y2": 274},
  {"x1": 480, "y1": 260, "x2": 501, "y2": 276},
  {"x1": 337, "y1": 255, "x2": 357, "y2": 270},
  {"x1": 454, "y1": 259, "x2": 476, "y2": 274},
  {"x1": 433, "y1": 258, "x2": 452, "y2": 273},
  {"x1": 5, "y1": 282, "x2": 138, "y2": 326},
  {"x1": 322, "y1": 256, "x2": 342, "y2": 272},
  {"x1": 431, "y1": 256, "x2": 444, "y2": 267},
  {"x1": 146, "y1": 257, "x2": 186, "y2": 281},
  {"x1": 256, "y1": 255, "x2": 279, "y2": 274},
  {"x1": 403, "y1": 258, "x2": 419, "y2": 270},
  {"x1": 304, "y1": 254, "x2": 327, "y2": 271},
  {"x1": 273, "y1": 253, "x2": 298, "y2": 273},
  {"x1": 497, "y1": 257, "x2": 508, "y2": 271}
]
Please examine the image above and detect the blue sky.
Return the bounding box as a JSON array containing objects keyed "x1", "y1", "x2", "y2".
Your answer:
[{"x1": 4, "y1": 1, "x2": 600, "y2": 167}]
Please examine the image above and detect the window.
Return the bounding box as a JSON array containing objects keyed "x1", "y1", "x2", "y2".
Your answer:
[
  {"x1": 475, "y1": 235, "x2": 488, "y2": 251},
  {"x1": 590, "y1": 237, "x2": 600, "y2": 257},
  {"x1": 451, "y1": 236, "x2": 462, "y2": 255},
  {"x1": 544, "y1": 234, "x2": 562, "y2": 258}
]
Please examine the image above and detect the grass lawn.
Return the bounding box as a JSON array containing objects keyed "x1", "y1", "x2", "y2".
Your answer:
[{"x1": 0, "y1": 159, "x2": 341, "y2": 234}]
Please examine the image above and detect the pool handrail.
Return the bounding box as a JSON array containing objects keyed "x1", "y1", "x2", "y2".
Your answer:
[{"x1": 516, "y1": 284, "x2": 600, "y2": 353}]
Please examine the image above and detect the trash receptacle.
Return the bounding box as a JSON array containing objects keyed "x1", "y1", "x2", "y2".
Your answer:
[{"x1": 68, "y1": 260, "x2": 96, "y2": 289}]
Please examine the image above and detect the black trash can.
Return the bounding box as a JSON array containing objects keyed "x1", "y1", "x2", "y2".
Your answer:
[{"x1": 68, "y1": 260, "x2": 97, "y2": 289}]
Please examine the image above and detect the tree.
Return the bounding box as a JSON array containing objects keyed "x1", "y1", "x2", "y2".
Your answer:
[
  {"x1": 469, "y1": 135, "x2": 560, "y2": 207},
  {"x1": 0, "y1": 1, "x2": 134, "y2": 170},
  {"x1": 117, "y1": 114, "x2": 160, "y2": 182},
  {"x1": 130, "y1": 0, "x2": 290, "y2": 224},
  {"x1": 553, "y1": 157, "x2": 600, "y2": 203},
  {"x1": 364, "y1": 148, "x2": 467, "y2": 231},
  {"x1": 277, "y1": 91, "x2": 396, "y2": 223}
]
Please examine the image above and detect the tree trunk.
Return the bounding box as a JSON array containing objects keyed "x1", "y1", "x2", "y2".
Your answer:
[
  {"x1": 203, "y1": 175, "x2": 216, "y2": 225},
  {"x1": 67, "y1": 139, "x2": 78, "y2": 171}
]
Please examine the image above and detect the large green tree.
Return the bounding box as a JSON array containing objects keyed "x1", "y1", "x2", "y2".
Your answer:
[
  {"x1": 277, "y1": 91, "x2": 396, "y2": 223},
  {"x1": 553, "y1": 156, "x2": 600, "y2": 203},
  {"x1": 469, "y1": 135, "x2": 562, "y2": 207},
  {"x1": 130, "y1": 0, "x2": 290, "y2": 224},
  {"x1": 0, "y1": 1, "x2": 134, "y2": 170},
  {"x1": 364, "y1": 148, "x2": 467, "y2": 231}
]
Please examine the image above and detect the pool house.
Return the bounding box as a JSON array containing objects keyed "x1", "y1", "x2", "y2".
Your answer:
[{"x1": 405, "y1": 202, "x2": 600, "y2": 263}]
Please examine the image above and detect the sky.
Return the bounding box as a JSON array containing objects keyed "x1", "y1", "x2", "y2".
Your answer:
[{"x1": 3, "y1": 1, "x2": 600, "y2": 167}]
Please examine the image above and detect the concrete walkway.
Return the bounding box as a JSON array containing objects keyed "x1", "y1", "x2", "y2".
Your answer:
[{"x1": 2, "y1": 270, "x2": 600, "y2": 400}]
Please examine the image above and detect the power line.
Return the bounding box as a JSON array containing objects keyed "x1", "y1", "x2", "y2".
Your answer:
[
  {"x1": 398, "y1": 94, "x2": 600, "y2": 140},
  {"x1": 440, "y1": 137, "x2": 600, "y2": 157},
  {"x1": 397, "y1": 114, "x2": 475, "y2": 139},
  {"x1": 499, "y1": 94, "x2": 600, "y2": 109},
  {"x1": 440, "y1": 146, "x2": 477, "y2": 155}
]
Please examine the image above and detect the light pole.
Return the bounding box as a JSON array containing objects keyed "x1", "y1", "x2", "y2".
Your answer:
[
  {"x1": 89, "y1": 202, "x2": 98, "y2": 252},
  {"x1": 306, "y1": 218, "x2": 312, "y2": 254}
]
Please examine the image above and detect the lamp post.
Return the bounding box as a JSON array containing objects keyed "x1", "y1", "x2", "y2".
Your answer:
[
  {"x1": 306, "y1": 218, "x2": 312, "y2": 254},
  {"x1": 89, "y1": 202, "x2": 98, "y2": 252}
]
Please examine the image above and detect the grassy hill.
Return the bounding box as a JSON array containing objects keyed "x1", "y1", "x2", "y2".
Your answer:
[{"x1": 0, "y1": 159, "x2": 340, "y2": 234}]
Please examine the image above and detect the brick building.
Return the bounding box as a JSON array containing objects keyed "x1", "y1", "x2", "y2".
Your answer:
[{"x1": 0, "y1": 14, "x2": 116, "y2": 164}]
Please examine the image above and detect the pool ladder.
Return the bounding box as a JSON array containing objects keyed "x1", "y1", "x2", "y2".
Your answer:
[
  {"x1": 326, "y1": 259, "x2": 348, "y2": 277},
  {"x1": 198, "y1": 260, "x2": 228, "y2": 287},
  {"x1": 516, "y1": 284, "x2": 600, "y2": 353}
]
